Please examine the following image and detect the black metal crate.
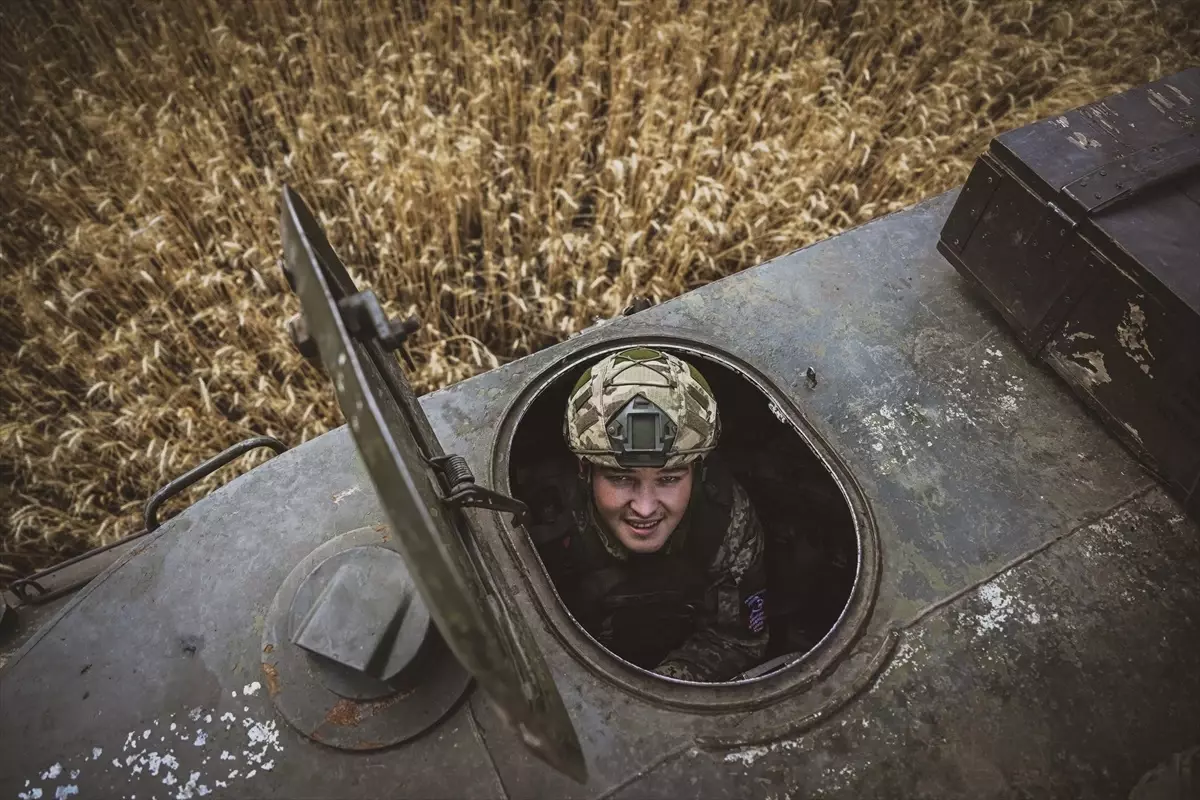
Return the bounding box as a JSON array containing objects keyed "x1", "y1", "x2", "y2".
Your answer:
[{"x1": 938, "y1": 67, "x2": 1200, "y2": 517}]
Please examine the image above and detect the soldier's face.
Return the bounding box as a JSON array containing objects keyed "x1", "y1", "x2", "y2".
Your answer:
[{"x1": 590, "y1": 464, "x2": 694, "y2": 554}]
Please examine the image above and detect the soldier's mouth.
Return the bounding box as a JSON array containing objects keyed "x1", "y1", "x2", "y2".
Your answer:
[{"x1": 623, "y1": 518, "x2": 663, "y2": 534}]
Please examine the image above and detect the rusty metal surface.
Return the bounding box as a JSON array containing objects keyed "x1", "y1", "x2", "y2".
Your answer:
[{"x1": 1, "y1": 188, "x2": 1191, "y2": 800}]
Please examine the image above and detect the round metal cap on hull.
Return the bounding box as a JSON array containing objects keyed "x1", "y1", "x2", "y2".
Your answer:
[{"x1": 263, "y1": 526, "x2": 472, "y2": 750}]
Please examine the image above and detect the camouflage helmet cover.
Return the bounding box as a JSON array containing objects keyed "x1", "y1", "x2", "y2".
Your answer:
[{"x1": 564, "y1": 348, "x2": 720, "y2": 469}]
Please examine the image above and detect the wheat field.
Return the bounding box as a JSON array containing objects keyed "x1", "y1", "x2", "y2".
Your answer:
[{"x1": 1, "y1": 0, "x2": 1197, "y2": 582}]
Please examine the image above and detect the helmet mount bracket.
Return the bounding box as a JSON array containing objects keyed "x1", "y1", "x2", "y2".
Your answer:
[{"x1": 606, "y1": 394, "x2": 677, "y2": 468}]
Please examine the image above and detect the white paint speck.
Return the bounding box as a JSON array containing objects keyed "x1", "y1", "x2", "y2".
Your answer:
[
  {"x1": 18, "y1": 787, "x2": 44, "y2": 800},
  {"x1": 960, "y1": 577, "x2": 1042, "y2": 639},
  {"x1": 724, "y1": 746, "x2": 769, "y2": 766},
  {"x1": 68, "y1": 705, "x2": 285, "y2": 797},
  {"x1": 332, "y1": 486, "x2": 361, "y2": 504},
  {"x1": 998, "y1": 396, "x2": 1018, "y2": 413},
  {"x1": 188, "y1": 708, "x2": 203, "y2": 722},
  {"x1": 1121, "y1": 421, "x2": 1143, "y2": 444},
  {"x1": 1055, "y1": 116, "x2": 1070, "y2": 127},
  {"x1": 54, "y1": 787, "x2": 78, "y2": 800},
  {"x1": 879, "y1": 629, "x2": 928, "y2": 684},
  {"x1": 242, "y1": 682, "x2": 262, "y2": 697},
  {"x1": 40, "y1": 765, "x2": 63, "y2": 781},
  {"x1": 143, "y1": 730, "x2": 151, "y2": 740}
]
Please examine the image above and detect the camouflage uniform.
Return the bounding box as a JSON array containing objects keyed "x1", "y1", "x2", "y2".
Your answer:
[{"x1": 525, "y1": 454, "x2": 769, "y2": 682}]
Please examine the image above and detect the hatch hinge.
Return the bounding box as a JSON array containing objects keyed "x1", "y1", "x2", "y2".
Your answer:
[{"x1": 428, "y1": 455, "x2": 530, "y2": 526}]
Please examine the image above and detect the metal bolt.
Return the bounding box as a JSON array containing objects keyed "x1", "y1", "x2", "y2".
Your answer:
[
  {"x1": 1099, "y1": 170, "x2": 1107, "y2": 176},
  {"x1": 1081, "y1": 180, "x2": 1088, "y2": 187},
  {"x1": 379, "y1": 316, "x2": 420, "y2": 352},
  {"x1": 1094, "y1": 193, "x2": 1102, "y2": 199}
]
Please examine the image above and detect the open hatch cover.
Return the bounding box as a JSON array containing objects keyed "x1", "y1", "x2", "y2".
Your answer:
[{"x1": 279, "y1": 185, "x2": 586, "y2": 782}]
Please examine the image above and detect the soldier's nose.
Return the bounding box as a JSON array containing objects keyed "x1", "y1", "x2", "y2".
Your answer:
[{"x1": 629, "y1": 495, "x2": 658, "y2": 518}]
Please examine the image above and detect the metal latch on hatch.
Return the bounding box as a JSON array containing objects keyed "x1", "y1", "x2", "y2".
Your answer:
[
  {"x1": 427, "y1": 455, "x2": 529, "y2": 526},
  {"x1": 285, "y1": 282, "x2": 531, "y2": 527}
]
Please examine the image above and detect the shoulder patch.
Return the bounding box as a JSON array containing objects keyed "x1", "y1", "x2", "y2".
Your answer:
[{"x1": 744, "y1": 589, "x2": 767, "y2": 633}]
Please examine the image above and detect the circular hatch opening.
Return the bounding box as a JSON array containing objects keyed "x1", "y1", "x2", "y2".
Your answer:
[{"x1": 501, "y1": 342, "x2": 867, "y2": 690}]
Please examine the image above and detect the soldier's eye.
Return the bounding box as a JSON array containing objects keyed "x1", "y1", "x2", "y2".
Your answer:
[{"x1": 657, "y1": 476, "x2": 682, "y2": 486}]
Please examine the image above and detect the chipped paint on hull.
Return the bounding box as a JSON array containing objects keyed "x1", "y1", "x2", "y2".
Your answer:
[
  {"x1": 718, "y1": 738, "x2": 805, "y2": 768},
  {"x1": 332, "y1": 486, "x2": 361, "y2": 504},
  {"x1": 18, "y1": 701, "x2": 284, "y2": 799},
  {"x1": 1148, "y1": 89, "x2": 1176, "y2": 115},
  {"x1": 853, "y1": 342, "x2": 1031, "y2": 471},
  {"x1": 1167, "y1": 84, "x2": 1193, "y2": 106},
  {"x1": 963, "y1": 580, "x2": 1043, "y2": 638},
  {"x1": 1121, "y1": 421, "x2": 1144, "y2": 445},
  {"x1": 1116, "y1": 302, "x2": 1154, "y2": 377},
  {"x1": 1060, "y1": 349, "x2": 1112, "y2": 387},
  {"x1": 1067, "y1": 131, "x2": 1101, "y2": 149}
]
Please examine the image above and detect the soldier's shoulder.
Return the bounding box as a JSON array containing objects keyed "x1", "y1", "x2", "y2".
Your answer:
[{"x1": 700, "y1": 452, "x2": 740, "y2": 508}]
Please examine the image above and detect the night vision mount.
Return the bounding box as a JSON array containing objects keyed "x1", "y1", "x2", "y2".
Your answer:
[{"x1": 606, "y1": 394, "x2": 677, "y2": 468}]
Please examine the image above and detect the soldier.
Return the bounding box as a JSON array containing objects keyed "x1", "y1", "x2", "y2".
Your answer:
[{"x1": 526, "y1": 347, "x2": 769, "y2": 682}]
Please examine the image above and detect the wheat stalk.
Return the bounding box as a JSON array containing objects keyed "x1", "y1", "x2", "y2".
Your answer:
[{"x1": 1, "y1": 0, "x2": 1197, "y2": 579}]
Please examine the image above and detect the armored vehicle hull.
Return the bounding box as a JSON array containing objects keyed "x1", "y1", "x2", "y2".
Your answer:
[{"x1": 3, "y1": 190, "x2": 1199, "y2": 800}]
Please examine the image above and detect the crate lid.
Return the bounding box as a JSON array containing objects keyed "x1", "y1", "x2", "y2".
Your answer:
[{"x1": 990, "y1": 68, "x2": 1200, "y2": 318}]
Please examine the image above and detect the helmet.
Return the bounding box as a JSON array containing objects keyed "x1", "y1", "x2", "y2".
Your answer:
[{"x1": 564, "y1": 347, "x2": 720, "y2": 469}]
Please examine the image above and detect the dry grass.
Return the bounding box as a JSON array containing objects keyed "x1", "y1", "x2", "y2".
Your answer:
[{"x1": 1, "y1": 0, "x2": 1197, "y2": 581}]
